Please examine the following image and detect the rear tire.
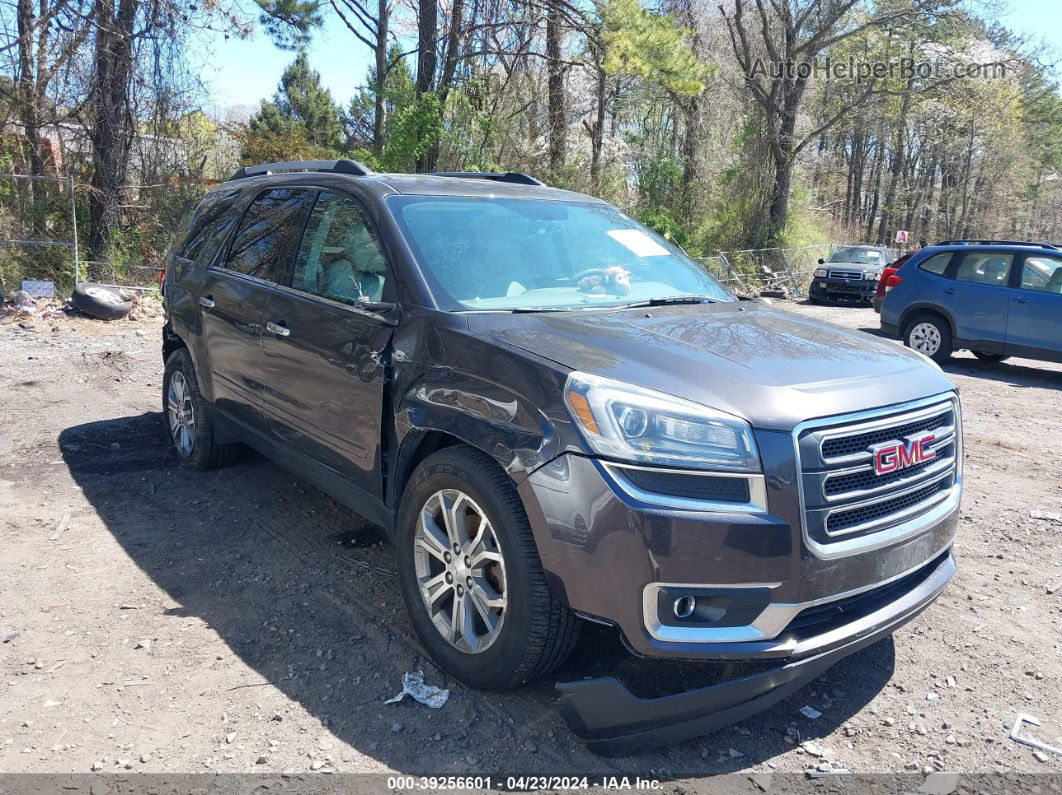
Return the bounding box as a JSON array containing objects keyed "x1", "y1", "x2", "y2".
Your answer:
[
  {"x1": 973, "y1": 351, "x2": 1009, "y2": 363},
  {"x1": 396, "y1": 445, "x2": 580, "y2": 690},
  {"x1": 904, "y1": 313, "x2": 952, "y2": 364},
  {"x1": 71, "y1": 282, "x2": 133, "y2": 320},
  {"x1": 162, "y1": 348, "x2": 241, "y2": 470}
]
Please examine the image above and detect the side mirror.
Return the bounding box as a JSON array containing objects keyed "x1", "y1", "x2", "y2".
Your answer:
[{"x1": 817, "y1": 258, "x2": 825, "y2": 265}]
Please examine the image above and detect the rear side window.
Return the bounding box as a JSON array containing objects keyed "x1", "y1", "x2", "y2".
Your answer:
[
  {"x1": 917, "y1": 252, "x2": 951, "y2": 275},
  {"x1": 222, "y1": 188, "x2": 313, "y2": 283},
  {"x1": 291, "y1": 192, "x2": 389, "y2": 304},
  {"x1": 178, "y1": 189, "x2": 241, "y2": 267},
  {"x1": 954, "y1": 252, "x2": 1013, "y2": 286},
  {"x1": 1020, "y1": 255, "x2": 1062, "y2": 294}
]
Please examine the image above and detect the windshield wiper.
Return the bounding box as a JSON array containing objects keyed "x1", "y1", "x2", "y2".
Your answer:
[{"x1": 614, "y1": 295, "x2": 717, "y2": 309}]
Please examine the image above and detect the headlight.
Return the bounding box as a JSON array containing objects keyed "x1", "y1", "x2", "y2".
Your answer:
[
  {"x1": 563, "y1": 372, "x2": 761, "y2": 472},
  {"x1": 814, "y1": 268, "x2": 827, "y2": 278},
  {"x1": 865, "y1": 271, "x2": 880, "y2": 281}
]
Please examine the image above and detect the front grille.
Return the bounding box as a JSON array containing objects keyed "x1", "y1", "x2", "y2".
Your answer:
[
  {"x1": 828, "y1": 270, "x2": 862, "y2": 280},
  {"x1": 619, "y1": 468, "x2": 751, "y2": 503},
  {"x1": 822, "y1": 411, "x2": 952, "y2": 459},
  {"x1": 823, "y1": 443, "x2": 954, "y2": 496},
  {"x1": 797, "y1": 398, "x2": 960, "y2": 549},
  {"x1": 826, "y1": 477, "x2": 950, "y2": 534}
]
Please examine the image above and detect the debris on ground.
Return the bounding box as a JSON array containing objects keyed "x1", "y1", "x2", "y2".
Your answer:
[
  {"x1": 1010, "y1": 713, "x2": 1062, "y2": 756},
  {"x1": 385, "y1": 671, "x2": 450, "y2": 709},
  {"x1": 799, "y1": 705, "x2": 822, "y2": 720}
]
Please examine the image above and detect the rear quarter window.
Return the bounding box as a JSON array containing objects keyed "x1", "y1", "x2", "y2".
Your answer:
[
  {"x1": 176, "y1": 189, "x2": 242, "y2": 267},
  {"x1": 917, "y1": 252, "x2": 952, "y2": 275}
]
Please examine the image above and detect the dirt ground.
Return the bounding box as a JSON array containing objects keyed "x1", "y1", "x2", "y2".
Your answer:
[{"x1": 1, "y1": 297, "x2": 1060, "y2": 781}]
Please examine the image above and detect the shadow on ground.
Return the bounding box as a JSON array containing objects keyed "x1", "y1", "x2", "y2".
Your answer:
[{"x1": 58, "y1": 411, "x2": 896, "y2": 774}]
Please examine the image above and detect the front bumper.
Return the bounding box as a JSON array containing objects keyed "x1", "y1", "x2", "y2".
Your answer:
[
  {"x1": 556, "y1": 548, "x2": 954, "y2": 754},
  {"x1": 810, "y1": 278, "x2": 877, "y2": 300},
  {"x1": 519, "y1": 440, "x2": 959, "y2": 661}
]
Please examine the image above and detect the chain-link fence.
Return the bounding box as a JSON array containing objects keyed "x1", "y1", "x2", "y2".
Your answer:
[
  {"x1": 0, "y1": 173, "x2": 79, "y2": 297},
  {"x1": 697, "y1": 245, "x2": 833, "y2": 298},
  {"x1": 2, "y1": 175, "x2": 836, "y2": 303},
  {"x1": 1, "y1": 173, "x2": 206, "y2": 298}
]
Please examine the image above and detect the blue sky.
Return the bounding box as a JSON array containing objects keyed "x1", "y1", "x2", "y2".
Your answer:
[{"x1": 196, "y1": 0, "x2": 1062, "y2": 111}]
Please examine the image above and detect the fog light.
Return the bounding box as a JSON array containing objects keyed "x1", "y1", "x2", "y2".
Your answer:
[{"x1": 673, "y1": 595, "x2": 696, "y2": 619}]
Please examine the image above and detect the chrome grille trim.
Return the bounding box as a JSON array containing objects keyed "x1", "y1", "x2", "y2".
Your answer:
[
  {"x1": 793, "y1": 393, "x2": 963, "y2": 559},
  {"x1": 828, "y1": 269, "x2": 862, "y2": 280}
]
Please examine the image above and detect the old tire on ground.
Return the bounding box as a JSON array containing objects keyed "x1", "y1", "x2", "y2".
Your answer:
[
  {"x1": 903, "y1": 312, "x2": 953, "y2": 364},
  {"x1": 162, "y1": 348, "x2": 241, "y2": 470},
  {"x1": 973, "y1": 351, "x2": 1010, "y2": 363},
  {"x1": 396, "y1": 445, "x2": 580, "y2": 691},
  {"x1": 71, "y1": 282, "x2": 133, "y2": 320}
]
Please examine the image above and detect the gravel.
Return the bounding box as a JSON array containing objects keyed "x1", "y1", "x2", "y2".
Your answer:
[{"x1": 0, "y1": 302, "x2": 1059, "y2": 776}]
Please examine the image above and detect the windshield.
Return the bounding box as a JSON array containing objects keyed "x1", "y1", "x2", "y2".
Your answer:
[
  {"x1": 389, "y1": 196, "x2": 735, "y2": 311},
  {"x1": 826, "y1": 246, "x2": 883, "y2": 266}
]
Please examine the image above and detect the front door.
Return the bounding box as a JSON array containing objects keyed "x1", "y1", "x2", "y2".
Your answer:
[
  {"x1": 1006, "y1": 253, "x2": 1062, "y2": 361},
  {"x1": 938, "y1": 250, "x2": 1014, "y2": 350},
  {"x1": 259, "y1": 190, "x2": 396, "y2": 503},
  {"x1": 199, "y1": 187, "x2": 313, "y2": 432}
]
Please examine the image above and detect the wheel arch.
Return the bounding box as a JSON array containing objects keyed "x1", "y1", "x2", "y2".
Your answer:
[
  {"x1": 899, "y1": 303, "x2": 955, "y2": 340},
  {"x1": 162, "y1": 322, "x2": 187, "y2": 362}
]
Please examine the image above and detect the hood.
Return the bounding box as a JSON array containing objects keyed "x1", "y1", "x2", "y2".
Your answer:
[
  {"x1": 823, "y1": 261, "x2": 880, "y2": 273},
  {"x1": 468, "y1": 302, "x2": 955, "y2": 431}
]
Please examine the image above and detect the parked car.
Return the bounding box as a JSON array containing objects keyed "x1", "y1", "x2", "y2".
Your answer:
[
  {"x1": 872, "y1": 252, "x2": 914, "y2": 314},
  {"x1": 879, "y1": 239, "x2": 1062, "y2": 365},
  {"x1": 809, "y1": 244, "x2": 895, "y2": 305},
  {"x1": 162, "y1": 160, "x2": 963, "y2": 753}
]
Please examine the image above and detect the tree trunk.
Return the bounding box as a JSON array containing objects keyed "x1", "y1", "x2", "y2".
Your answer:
[
  {"x1": 87, "y1": 0, "x2": 138, "y2": 261},
  {"x1": 876, "y1": 75, "x2": 914, "y2": 244},
  {"x1": 545, "y1": 0, "x2": 565, "y2": 172},
  {"x1": 587, "y1": 61, "x2": 606, "y2": 192},
  {"x1": 372, "y1": 0, "x2": 389, "y2": 154},
  {"x1": 15, "y1": 0, "x2": 46, "y2": 180},
  {"x1": 414, "y1": 0, "x2": 438, "y2": 171}
]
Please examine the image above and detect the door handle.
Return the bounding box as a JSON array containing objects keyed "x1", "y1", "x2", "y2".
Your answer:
[
  {"x1": 1014, "y1": 296, "x2": 1030, "y2": 304},
  {"x1": 199, "y1": 295, "x2": 215, "y2": 308},
  {"x1": 266, "y1": 321, "x2": 291, "y2": 337},
  {"x1": 942, "y1": 288, "x2": 957, "y2": 295}
]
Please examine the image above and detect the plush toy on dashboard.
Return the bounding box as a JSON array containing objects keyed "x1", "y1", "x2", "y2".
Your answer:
[{"x1": 576, "y1": 266, "x2": 632, "y2": 296}]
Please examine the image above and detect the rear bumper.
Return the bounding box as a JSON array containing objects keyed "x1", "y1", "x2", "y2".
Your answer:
[{"x1": 556, "y1": 550, "x2": 955, "y2": 754}]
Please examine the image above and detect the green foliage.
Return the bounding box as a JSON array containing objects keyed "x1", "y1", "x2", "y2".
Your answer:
[
  {"x1": 255, "y1": 0, "x2": 322, "y2": 50},
  {"x1": 599, "y1": 0, "x2": 708, "y2": 96},
  {"x1": 345, "y1": 47, "x2": 418, "y2": 148},
  {"x1": 245, "y1": 52, "x2": 344, "y2": 160},
  {"x1": 374, "y1": 93, "x2": 444, "y2": 172}
]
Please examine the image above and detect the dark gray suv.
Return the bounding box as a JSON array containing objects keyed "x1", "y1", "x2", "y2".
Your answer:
[{"x1": 161, "y1": 160, "x2": 963, "y2": 752}]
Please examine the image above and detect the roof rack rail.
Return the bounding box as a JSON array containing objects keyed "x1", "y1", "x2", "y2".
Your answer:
[
  {"x1": 935, "y1": 239, "x2": 1059, "y2": 250},
  {"x1": 230, "y1": 159, "x2": 374, "y2": 181},
  {"x1": 430, "y1": 171, "x2": 544, "y2": 186}
]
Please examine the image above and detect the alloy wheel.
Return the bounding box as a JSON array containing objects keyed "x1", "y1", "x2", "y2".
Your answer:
[
  {"x1": 167, "y1": 370, "x2": 196, "y2": 457},
  {"x1": 414, "y1": 489, "x2": 508, "y2": 654},
  {"x1": 909, "y1": 322, "x2": 941, "y2": 356},
  {"x1": 84, "y1": 287, "x2": 124, "y2": 305}
]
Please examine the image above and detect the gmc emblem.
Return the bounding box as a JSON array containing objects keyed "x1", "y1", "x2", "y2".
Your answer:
[{"x1": 872, "y1": 434, "x2": 936, "y2": 476}]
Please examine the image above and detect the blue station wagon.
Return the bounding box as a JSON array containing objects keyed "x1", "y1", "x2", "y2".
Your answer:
[{"x1": 879, "y1": 240, "x2": 1062, "y2": 364}]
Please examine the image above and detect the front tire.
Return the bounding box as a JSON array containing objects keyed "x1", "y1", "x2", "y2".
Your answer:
[
  {"x1": 904, "y1": 313, "x2": 953, "y2": 364},
  {"x1": 396, "y1": 445, "x2": 580, "y2": 690},
  {"x1": 162, "y1": 348, "x2": 241, "y2": 469}
]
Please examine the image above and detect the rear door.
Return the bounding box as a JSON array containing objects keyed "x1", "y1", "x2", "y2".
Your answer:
[
  {"x1": 1005, "y1": 253, "x2": 1062, "y2": 361},
  {"x1": 259, "y1": 189, "x2": 396, "y2": 505},
  {"x1": 936, "y1": 250, "x2": 1014, "y2": 351},
  {"x1": 199, "y1": 187, "x2": 314, "y2": 432}
]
